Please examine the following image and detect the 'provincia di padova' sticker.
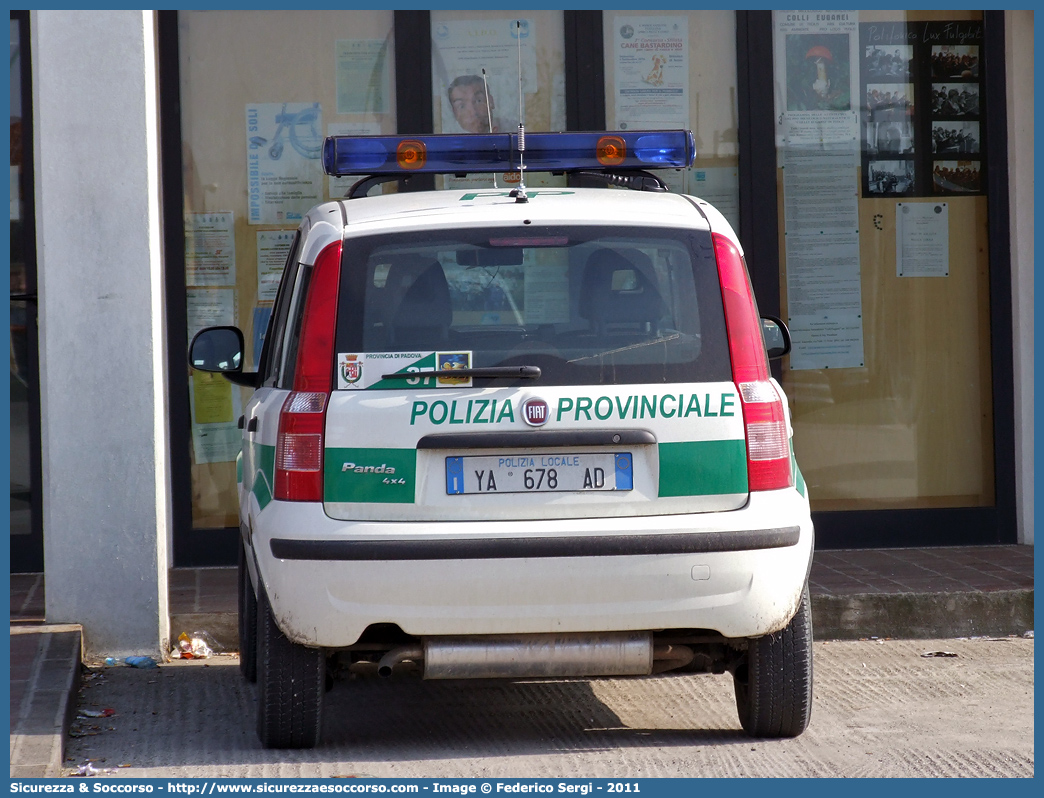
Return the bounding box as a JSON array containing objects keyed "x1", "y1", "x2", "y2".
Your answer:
[{"x1": 338, "y1": 351, "x2": 473, "y2": 390}]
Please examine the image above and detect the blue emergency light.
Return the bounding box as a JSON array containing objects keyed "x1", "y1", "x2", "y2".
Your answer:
[{"x1": 321, "y1": 131, "x2": 696, "y2": 177}]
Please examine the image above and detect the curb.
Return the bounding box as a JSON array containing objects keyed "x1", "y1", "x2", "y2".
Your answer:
[
  {"x1": 9, "y1": 624, "x2": 82, "y2": 778},
  {"x1": 811, "y1": 589, "x2": 1034, "y2": 640},
  {"x1": 171, "y1": 589, "x2": 1035, "y2": 653}
]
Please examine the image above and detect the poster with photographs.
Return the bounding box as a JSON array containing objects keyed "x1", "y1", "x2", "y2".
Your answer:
[{"x1": 859, "y1": 20, "x2": 985, "y2": 197}]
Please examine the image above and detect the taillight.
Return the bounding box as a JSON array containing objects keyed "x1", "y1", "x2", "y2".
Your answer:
[
  {"x1": 274, "y1": 392, "x2": 327, "y2": 501},
  {"x1": 713, "y1": 233, "x2": 792, "y2": 491},
  {"x1": 274, "y1": 240, "x2": 342, "y2": 502}
]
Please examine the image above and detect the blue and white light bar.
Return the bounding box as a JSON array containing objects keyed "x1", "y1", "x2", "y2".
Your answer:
[{"x1": 321, "y1": 131, "x2": 696, "y2": 177}]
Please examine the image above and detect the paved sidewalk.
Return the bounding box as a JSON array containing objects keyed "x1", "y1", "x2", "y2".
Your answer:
[
  {"x1": 9, "y1": 544, "x2": 1035, "y2": 777},
  {"x1": 9, "y1": 623, "x2": 82, "y2": 777}
]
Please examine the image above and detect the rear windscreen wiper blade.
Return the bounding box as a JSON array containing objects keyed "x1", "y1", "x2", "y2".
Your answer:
[{"x1": 381, "y1": 366, "x2": 541, "y2": 380}]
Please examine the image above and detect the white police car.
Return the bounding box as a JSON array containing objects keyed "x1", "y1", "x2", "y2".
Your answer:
[{"x1": 190, "y1": 130, "x2": 813, "y2": 749}]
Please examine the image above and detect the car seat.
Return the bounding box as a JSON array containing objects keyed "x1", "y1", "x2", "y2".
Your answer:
[
  {"x1": 386, "y1": 258, "x2": 453, "y2": 348},
  {"x1": 578, "y1": 248, "x2": 665, "y2": 341}
]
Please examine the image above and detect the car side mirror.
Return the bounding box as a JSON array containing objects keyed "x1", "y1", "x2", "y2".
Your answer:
[
  {"x1": 761, "y1": 316, "x2": 791, "y2": 360},
  {"x1": 189, "y1": 326, "x2": 245, "y2": 373}
]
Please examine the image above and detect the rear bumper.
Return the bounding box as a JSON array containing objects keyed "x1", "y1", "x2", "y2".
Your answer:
[
  {"x1": 269, "y1": 525, "x2": 799, "y2": 560},
  {"x1": 250, "y1": 489, "x2": 814, "y2": 647}
]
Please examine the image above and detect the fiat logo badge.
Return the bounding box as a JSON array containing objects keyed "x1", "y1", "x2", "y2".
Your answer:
[{"x1": 522, "y1": 398, "x2": 550, "y2": 427}]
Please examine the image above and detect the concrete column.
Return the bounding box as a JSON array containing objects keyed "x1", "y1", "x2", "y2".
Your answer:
[
  {"x1": 32, "y1": 11, "x2": 171, "y2": 657},
  {"x1": 1005, "y1": 11, "x2": 1033, "y2": 546}
]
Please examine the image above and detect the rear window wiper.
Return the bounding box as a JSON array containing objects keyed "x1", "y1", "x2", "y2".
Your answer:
[{"x1": 380, "y1": 366, "x2": 541, "y2": 381}]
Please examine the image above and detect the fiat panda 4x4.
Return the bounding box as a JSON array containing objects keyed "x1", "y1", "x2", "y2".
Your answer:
[{"x1": 190, "y1": 130, "x2": 813, "y2": 749}]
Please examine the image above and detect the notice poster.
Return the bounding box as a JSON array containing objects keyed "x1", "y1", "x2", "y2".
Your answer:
[
  {"x1": 185, "y1": 212, "x2": 235, "y2": 287},
  {"x1": 335, "y1": 39, "x2": 390, "y2": 115},
  {"x1": 431, "y1": 18, "x2": 537, "y2": 135},
  {"x1": 189, "y1": 373, "x2": 243, "y2": 465},
  {"x1": 688, "y1": 166, "x2": 740, "y2": 233},
  {"x1": 246, "y1": 103, "x2": 324, "y2": 224},
  {"x1": 256, "y1": 230, "x2": 295, "y2": 302},
  {"x1": 774, "y1": 11, "x2": 860, "y2": 150},
  {"x1": 186, "y1": 287, "x2": 236, "y2": 345},
  {"x1": 859, "y1": 20, "x2": 985, "y2": 197},
  {"x1": 782, "y1": 150, "x2": 865, "y2": 370},
  {"x1": 611, "y1": 16, "x2": 689, "y2": 130},
  {"x1": 896, "y1": 201, "x2": 949, "y2": 277}
]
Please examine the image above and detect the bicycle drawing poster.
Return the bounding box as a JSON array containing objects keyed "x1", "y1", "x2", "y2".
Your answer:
[{"x1": 246, "y1": 102, "x2": 325, "y2": 224}]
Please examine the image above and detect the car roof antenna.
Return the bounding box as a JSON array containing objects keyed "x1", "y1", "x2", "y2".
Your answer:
[
  {"x1": 481, "y1": 69, "x2": 498, "y2": 189},
  {"x1": 511, "y1": 20, "x2": 528, "y2": 204}
]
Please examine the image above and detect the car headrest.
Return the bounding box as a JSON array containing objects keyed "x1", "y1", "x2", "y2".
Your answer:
[
  {"x1": 390, "y1": 259, "x2": 453, "y2": 341},
  {"x1": 578, "y1": 248, "x2": 664, "y2": 328}
]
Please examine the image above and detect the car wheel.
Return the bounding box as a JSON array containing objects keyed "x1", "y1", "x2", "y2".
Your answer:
[
  {"x1": 255, "y1": 582, "x2": 325, "y2": 749},
  {"x1": 733, "y1": 584, "x2": 813, "y2": 738},
  {"x1": 237, "y1": 541, "x2": 258, "y2": 683}
]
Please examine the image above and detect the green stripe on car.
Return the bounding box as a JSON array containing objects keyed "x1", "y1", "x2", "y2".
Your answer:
[
  {"x1": 657, "y1": 440, "x2": 748, "y2": 498},
  {"x1": 324, "y1": 448, "x2": 418, "y2": 504}
]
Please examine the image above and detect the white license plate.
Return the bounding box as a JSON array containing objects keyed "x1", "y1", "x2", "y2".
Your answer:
[{"x1": 446, "y1": 452, "x2": 633, "y2": 495}]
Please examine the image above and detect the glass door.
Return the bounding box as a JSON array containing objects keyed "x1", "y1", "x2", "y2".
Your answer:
[
  {"x1": 769, "y1": 10, "x2": 1004, "y2": 547},
  {"x1": 10, "y1": 11, "x2": 43, "y2": 572}
]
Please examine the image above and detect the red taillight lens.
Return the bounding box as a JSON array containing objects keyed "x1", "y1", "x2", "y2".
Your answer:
[
  {"x1": 713, "y1": 233, "x2": 792, "y2": 492},
  {"x1": 739, "y1": 381, "x2": 792, "y2": 490},
  {"x1": 274, "y1": 392, "x2": 327, "y2": 501},
  {"x1": 274, "y1": 239, "x2": 342, "y2": 502},
  {"x1": 293, "y1": 241, "x2": 343, "y2": 393},
  {"x1": 713, "y1": 234, "x2": 768, "y2": 384}
]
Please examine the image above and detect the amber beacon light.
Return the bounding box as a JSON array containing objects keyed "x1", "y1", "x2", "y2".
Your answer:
[{"x1": 596, "y1": 136, "x2": 627, "y2": 166}]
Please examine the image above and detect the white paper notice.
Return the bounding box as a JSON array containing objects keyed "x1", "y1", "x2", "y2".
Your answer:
[
  {"x1": 782, "y1": 148, "x2": 865, "y2": 370},
  {"x1": 185, "y1": 212, "x2": 235, "y2": 287},
  {"x1": 783, "y1": 151, "x2": 859, "y2": 233},
  {"x1": 187, "y1": 287, "x2": 236, "y2": 345},
  {"x1": 612, "y1": 16, "x2": 689, "y2": 130},
  {"x1": 688, "y1": 166, "x2": 740, "y2": 233},
  {"x1": 896, "y1": 202, "x2": 949, "y2": 277},
  {"x1": 335, "y1": 39, "x2": 390, "y2": 115},
  {"x1": 256, "y1": 230, "x2": 296, "y2": 302},
  {"x1": 246, "y1": 103, "x2": 324, "y2": 225}
]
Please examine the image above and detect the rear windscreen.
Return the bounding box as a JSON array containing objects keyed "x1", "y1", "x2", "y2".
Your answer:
[{"x1": 334, "y1": 226, "x2": 731, "y2": 386}]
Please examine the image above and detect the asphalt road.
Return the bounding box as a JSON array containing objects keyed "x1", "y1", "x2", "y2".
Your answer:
[{"x1": 64, "y1": 637, "x2": 1033, "y2": 778}]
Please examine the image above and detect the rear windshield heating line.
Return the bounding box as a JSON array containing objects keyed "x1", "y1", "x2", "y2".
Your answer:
[
  {"x1": 416, "y1": 429, "x2": 657, "y2": 449},
  {"x1": 269, "y1": 527, "x2": 801, "y2": 561}
]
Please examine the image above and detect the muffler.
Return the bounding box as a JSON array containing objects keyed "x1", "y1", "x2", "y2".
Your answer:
[{"x1": 378, "y1": 632, "x2": 654, "y2": 679}]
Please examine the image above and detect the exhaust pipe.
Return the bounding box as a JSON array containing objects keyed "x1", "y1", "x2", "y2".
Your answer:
[
  {"x1": 377, "y1": 645, "x2": 424, "y2": 678},
  {"x1": 652, "y1": 643, "x2": 695, "y2": 674},
  {"x1": 378, "y1": 633, "x2": 653, "y2": 680}
]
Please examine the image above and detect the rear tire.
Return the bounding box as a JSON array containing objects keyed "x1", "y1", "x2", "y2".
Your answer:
[
  {"x1": 238, "y1": 541, "x2": 258, "y2": 683},
  {"x1": 256, "y1": 583, "x2": 325, "y2": 749},
  {"x1": 733, "y1": 584, "x2": 813, "y2": 738}
]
